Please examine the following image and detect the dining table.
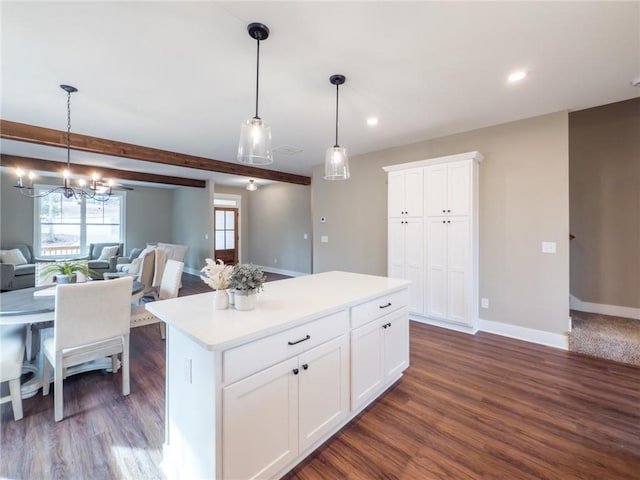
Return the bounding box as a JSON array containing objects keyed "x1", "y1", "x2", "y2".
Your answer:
[{"x1": 0, "y1": 280, "x2": 145, "y2": 399}]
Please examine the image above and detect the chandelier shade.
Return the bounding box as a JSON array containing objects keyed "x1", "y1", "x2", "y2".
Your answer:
[
  {"x1": 238, "y1": 22, "x2": 273, "y2": 165},
  {"x1": 324, "y1": 74, "x2": 350, "y2": 180}
]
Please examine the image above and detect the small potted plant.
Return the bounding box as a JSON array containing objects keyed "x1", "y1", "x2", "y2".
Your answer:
[
  {"x1": 39, "y1": 261, "x2": 98, "y2": 284},
  {"x1": 200, "y1": 259, "x2": 233, "y2": 309},
  {"x1": 229, "y1": 263, "x2": 266, "y2": 311}
]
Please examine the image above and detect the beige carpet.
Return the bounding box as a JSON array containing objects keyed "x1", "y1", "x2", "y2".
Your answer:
[{"x1": 569, "y1": 310, "x2": 640, "y2": 366}]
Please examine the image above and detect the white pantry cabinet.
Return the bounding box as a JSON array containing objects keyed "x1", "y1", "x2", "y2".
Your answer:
[
  {"x1": 388, "y1": 217, "x2": 424, "y2": 314},
  {"x1": 145, "y1": 271, "x2": 410, "y2": 480},
  {"x1": 388, "y1": 167, "x2": 424, "y2": 218},
  {"x1": 384, "y1": 151, "x2": 482, "y2": 333}
]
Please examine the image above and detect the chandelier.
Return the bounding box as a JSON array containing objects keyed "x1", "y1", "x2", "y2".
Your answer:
[{"x1": 14, "y1": 84, "x2": 113, "y2": 202}]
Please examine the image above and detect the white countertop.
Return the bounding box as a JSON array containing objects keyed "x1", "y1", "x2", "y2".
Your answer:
[{"x1": 146, "y1": 271, "x2": 410, "y2": 351}]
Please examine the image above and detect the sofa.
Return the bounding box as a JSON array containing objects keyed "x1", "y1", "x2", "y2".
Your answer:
[
  {"x1": 74, "y1": 242, "x2": 124, "y2": 277},
  {"x1": 0, "y1": 244, "x2": 36, "y2": 291}
]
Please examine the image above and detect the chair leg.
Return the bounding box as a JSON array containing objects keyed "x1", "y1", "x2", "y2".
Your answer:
[
  {"x1": 54, "y1": 352, "x2": 64, "y2": 422},
  {"x1": 122, "y1": 334, "x2": 130, "y2": 396},
  {"x1": 159, "y1": 323, "x2": 166, "y2": 340},
  {"x1": 8, "y1": 378, "x2": 23, "y2": 421},
  {"x1": 25, "y1": 325, "x2": 33, "y2": 361},
  {"x1": 42, "y1": 357, "x2": 52, "y2": 396}
]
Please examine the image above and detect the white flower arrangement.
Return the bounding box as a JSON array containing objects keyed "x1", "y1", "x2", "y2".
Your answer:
[{"x1": 200, "y1": 258, "x2": 232, "y2": 290}]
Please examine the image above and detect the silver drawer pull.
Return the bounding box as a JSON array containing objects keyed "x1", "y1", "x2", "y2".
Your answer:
[
  {"x1": 288, "y1": 335, "x2": 310, "y2": 346},
  {"x1": 379, "y1": 302, "x2": 392, "y2": 309}
]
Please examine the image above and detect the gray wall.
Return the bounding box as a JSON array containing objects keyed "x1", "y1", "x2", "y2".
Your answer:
[
  {"x1": 569, "y1": 98, "x2": 640, "y2": 308},
  {"x1": 312, "y1": 111, "x2": 570, "y2": 335},
  {"x1": 172, "y1": 182, "x2": 213, "y2": 273},
  {"x1": 213, "y1": 185, "x2": 249, "y2": 264},
  {"x1": 1, "y1": 170, "x2": 35, "y2": 245},
  {"x1": 248, "y1": 182, "x2": 312, "y2": 275},
  {"x1": 124, "y1": 185, "x2": 174, "y2": 252}
]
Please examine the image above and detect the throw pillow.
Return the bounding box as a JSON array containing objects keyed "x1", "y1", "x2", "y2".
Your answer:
[
  {"x1": 98, "y1": 245, "x2": 120, "y2": 260},
  {"x1": 0, "y1": 248, "x2": 28, "y2": 265}
]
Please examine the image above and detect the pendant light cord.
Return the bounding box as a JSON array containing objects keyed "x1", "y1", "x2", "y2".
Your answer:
[
  {"x1": 255, "y1": 38, "x2": 260, "y2": 119},
  {"x1": 66, "y1": 89, "x2": 72, "y2": 169},
  {"x1": 334, "y1": 82, "x2": 340, "y2": 147}
]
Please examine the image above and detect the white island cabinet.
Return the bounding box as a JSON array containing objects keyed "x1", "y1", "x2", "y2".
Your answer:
[{"x1": 146, "y1": 271, "x2": 410, "y2": 480}]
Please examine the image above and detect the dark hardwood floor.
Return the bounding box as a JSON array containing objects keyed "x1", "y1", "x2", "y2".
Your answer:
[{"x1": 2, "y1": 275, "x2": 639, "y2": 479}]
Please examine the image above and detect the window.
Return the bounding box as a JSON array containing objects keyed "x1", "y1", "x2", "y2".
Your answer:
[{"x1": 34, "y1": 186, "x2": 125, "y2": 258}]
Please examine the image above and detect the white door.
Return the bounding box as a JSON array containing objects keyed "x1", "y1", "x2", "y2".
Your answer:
[
  {"x1": 404, "y1": 168, "x2": 424, "y2": 217},
  {"x1": 447, "y1": 216, "x2": 470, "y2": 325},
  {"x1": 425, "y1": 164, "x2": 447, "y2": 217},
  {"x1": 350, "y1": 319, "x2": 384, "y2": 411},
  {"x1": 222, "y1": 357, "x2": 299, "y2": 480},
  {"x1": 388, "y1": 171, "x2": 405, "y2": 218},
  {"x1": 447, "y1": 161, "x2": 470, "y2": 216},
  {"x1": 405, "y1": 218, "x2": 424, "y2": 314},
  {"x1": 425, "y1": 217, "x2": 448, "y2": 319},
  {"x1": 383, "y1": 311, "x2": 409, "y2": 380},
  {"x1": 298, "y1": 336, "x2": 349, "y2": 452},
  {"x1": 387, "y1": 218, "x2": 405, "y2": 281}
]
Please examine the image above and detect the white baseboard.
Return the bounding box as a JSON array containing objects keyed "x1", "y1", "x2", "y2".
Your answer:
[
  {"x1": 256, "y1": 265, "x2": 309, "y2": 278},
  {"x1": 183, "y1": 267, "x2": 201, "y2": 277},
  {"x1": 410, "y1": 314, "x2": 478, "y2": 334},
  {"x1": 479, "y1": 318, "x2": 568, "y2": 350},
  {"x1": 570, "y1": 294, "x2": 640, "y2": 320}
]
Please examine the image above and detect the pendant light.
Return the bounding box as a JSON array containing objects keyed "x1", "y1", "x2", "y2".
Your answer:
[
  {"x1": 14, "y1": 84, "x2": 113, "y2": 202},
  {"x1": 324, "y1": 74, "x2": 350, "y2": 180},
  {"x1": 246, "y1": 179, "x2": 258, "y2": 191},
  {"x1": 238, "y1": 22, "x2": 273, "y2": 165}
]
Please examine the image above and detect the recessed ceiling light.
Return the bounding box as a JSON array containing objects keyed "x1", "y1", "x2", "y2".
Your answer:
[
  {"x1": 367, "y1": 117, "x2": 379, "y2": 126},
  {"x1": 508, "y1": 71, "x2": 527, "y2": 83}
]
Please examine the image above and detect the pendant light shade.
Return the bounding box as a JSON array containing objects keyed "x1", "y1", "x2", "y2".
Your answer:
[
  {"x1": 324, "y1": 74, "x2": 350, "y2": 180},
  {"x1": 246, "y1": 179, "x2": 258, "y2": 191},
  {"x1": 238, "y1": 22, "x2": 273, "y2": 165}
]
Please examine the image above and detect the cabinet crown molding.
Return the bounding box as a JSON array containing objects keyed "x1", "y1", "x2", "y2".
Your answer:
[{"x1": 382, "y1": 150, "x2": 483, "y2": 172}]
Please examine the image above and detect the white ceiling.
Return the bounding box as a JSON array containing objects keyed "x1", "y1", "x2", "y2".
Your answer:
[{"x1": 2, "y1": 1, "x2": 639, "y2": 187}]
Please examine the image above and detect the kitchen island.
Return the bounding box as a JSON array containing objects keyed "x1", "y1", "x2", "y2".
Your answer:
[{"x1": 146, "y1": 271, "x2": 410, "y2": 480}]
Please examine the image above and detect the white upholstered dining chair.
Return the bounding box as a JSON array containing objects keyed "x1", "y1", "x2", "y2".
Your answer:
[
  {"x1": 0, "y1": 325, "x2": 27, "y2": 421},
  {"x1": 130, "y1": 259, "x2": 184, "y2": 339},
  {"x1": 42, "y1": 276, "x2": 133, "y2": 422}
]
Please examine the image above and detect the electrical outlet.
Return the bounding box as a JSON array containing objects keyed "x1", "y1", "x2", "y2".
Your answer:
[
  {"x1": 321, "y1": 235, "x2": 329, "y2": 243},
  {"x1": 481, "y1": 298, "x2": 489, "y2": 308},
  {"x1": 273, "y1": 257, "x2": 278, "y2": 264},
  {"x1": 205, "y1": 233, "x2": 209, "y2": 240},
  {"x1": 303, "y1": 233, "x2": 308, "y2": 240},
  {"x1": 542, "y1": 242, "x2": 556, "y2": 254}
]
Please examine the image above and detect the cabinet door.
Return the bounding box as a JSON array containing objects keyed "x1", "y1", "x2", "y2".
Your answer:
[
  {"x1": 425, "y1": 164, "x2": 447, "y2": 216},
  {"x1": 447, "y1": 161, "x2": 470, "y2": 216},
  {"x1": 425, "y1": 217, "x2": 448, "y2": 319},
  {"x1": 447, "y1": 216, "x2": 470, "y2": 325},
  {"x1": 387, "y1": 218, "x2": 405, "y2": 281},
  {"x1": 405, "y1": 218, "x2": 424, "y2": 315},
  {"x1": 222, "y1": 357, "x2": 299, "y2": 480},
  {"x1": 388, "y1": 171, "x2": 405, "y2": 218},
  {"x1": 404, "y1": 168, "x2": 424, "y2": 217},
  {"x1": 383, "y1": 311, "x2": 409, "y2": 380},
  {"x1": 298, "y1": 336, "x2": 349, "y2": 452},
  {"x1": 350, "y1": 319, "x2": 384, "y2": 411}
]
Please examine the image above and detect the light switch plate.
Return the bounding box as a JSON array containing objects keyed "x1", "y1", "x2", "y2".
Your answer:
[
  {"x1": 321, "y1": 235, "x2": 329, "y2": 243},
  {"x1": 481, "y1": 298, "x2": 489, "y2": 308},
  {"x1": 542, "y1": 242, "x2": 556, "y2": 254}
]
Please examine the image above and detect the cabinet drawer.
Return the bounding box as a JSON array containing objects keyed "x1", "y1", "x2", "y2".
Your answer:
[
  {"x1": 350, "y1": 289, "x2": 408, "y2": 329},
  {"x1": 223, "y1": 310, "x2": 349, "y2": 384}
]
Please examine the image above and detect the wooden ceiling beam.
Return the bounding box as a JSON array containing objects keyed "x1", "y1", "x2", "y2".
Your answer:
[
  {"x1": 0, "y1": 120, "x2": 312, "y2": 186},
  {"x1": 0, "y1": 154, "x2": 207, "y2": 188}
]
